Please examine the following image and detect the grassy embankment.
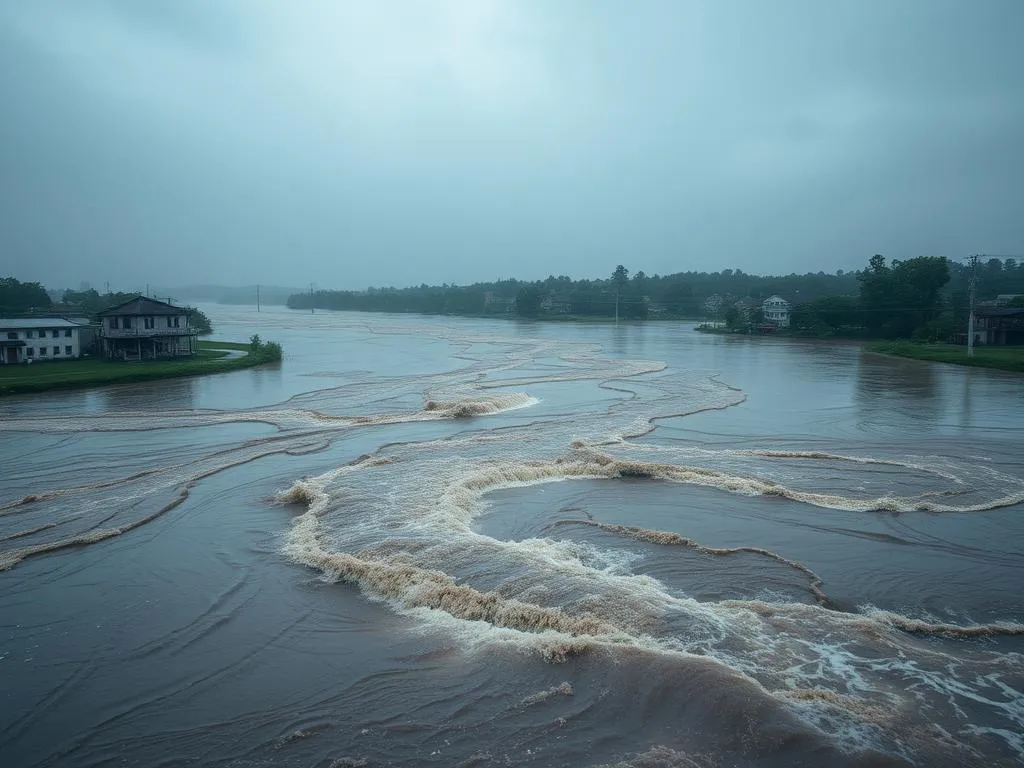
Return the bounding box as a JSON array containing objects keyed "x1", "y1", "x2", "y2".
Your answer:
[
  {"x1": 0, "y1": 340, "x2": 282, "y2": 396},
  {"x1": 869, "y1": 341, "x2": 1024, "y2": 373}
]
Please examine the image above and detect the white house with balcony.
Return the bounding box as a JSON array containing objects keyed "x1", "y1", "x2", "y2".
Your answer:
[
  {"x1": 0, "y1": 318, "x2": 94, "y2": 364},
  {"x1": 98, "y1": 297, "x2": 197, "y2": 360},
  {"x1": 761, "y1": 295, "x2": 791, "y2": 328}
]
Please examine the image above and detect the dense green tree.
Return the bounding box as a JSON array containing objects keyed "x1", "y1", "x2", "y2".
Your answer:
[
  {"x1": 611, "y1": 265, "x2": 629, "y2": 320},
  {"x1": 857, "y1": 254, "x2": 949, "y2": 338},
  {"x1": 0, "y1": 277, "x2": 51, "y2": 313},
  {"x1": 186, "y1": 307, "x2": 213, "y2": 335},
  {"x1": 724, "y1": 306, "x2": 740, "y2": 329},
  {"x1": 515, "y1": 285, "x2": 542, "y2": 318}
]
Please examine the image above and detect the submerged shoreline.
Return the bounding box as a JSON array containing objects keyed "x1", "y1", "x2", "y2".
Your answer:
[
  {"x1": 0, "y1": 340, "x2": 281, "y2": 396},
  {"x1": 868, "y1": 341, "x2": 1024, "y2": 373},
  {"x1": 696, "y1": 326, "x2": 1024, "y2": 374}
]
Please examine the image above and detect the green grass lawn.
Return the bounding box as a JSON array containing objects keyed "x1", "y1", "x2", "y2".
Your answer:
[
  {"x1": 0, "y1": 342, "x2": 276, "y2": 396},
  {"x1": 199, "y1": 340, "x2": 251, "y2": 351},
  {"x1": 869, "y1": 341, "x2": 1024, "y2": 373}
]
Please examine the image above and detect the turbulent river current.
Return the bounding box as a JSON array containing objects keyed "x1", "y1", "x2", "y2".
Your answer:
[{"x1": 2, "y1": 307, "x2": 1023, "y2": 767}]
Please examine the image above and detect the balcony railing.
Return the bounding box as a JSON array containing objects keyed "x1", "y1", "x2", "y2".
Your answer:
[{"x1": 101, "y1": 327, "x2": 198, "y2": 338}]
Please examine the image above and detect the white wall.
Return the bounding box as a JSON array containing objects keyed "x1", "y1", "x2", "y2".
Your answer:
[{"x1": 5, "y1": 325, "x2": 82, "y2": 360}]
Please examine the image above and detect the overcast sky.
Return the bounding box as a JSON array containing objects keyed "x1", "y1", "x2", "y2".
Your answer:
[{"x1": 2, "y1": 1, "x2": 1022, "y2": 291}]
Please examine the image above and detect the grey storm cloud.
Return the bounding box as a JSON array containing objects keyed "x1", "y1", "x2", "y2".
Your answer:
[{"x1": 1, "y1": 0, "x2": 1022, "y2": 291}]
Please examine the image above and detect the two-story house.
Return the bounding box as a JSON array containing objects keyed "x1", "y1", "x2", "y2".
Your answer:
[
  {"x1": 98, "y1": 297, "x2": 198, "y2": 360},
  {"x1": 0, "y1": 318, "x2": 94, "y2": 364},
  {"x1": 761, "y1": 295, "x2": 791, "y2": 328}
]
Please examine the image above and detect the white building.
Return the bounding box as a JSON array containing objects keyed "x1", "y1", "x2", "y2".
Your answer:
[
  {"x1": 0, "y1": 318, "x2": 93, "y2": 364},
  {"x1": 761, "y1": 295, "x2": 791, "y2": 328}
]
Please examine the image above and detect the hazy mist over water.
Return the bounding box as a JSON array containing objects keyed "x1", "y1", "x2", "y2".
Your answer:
[
  {"x1": 1, "y1": 306, "x2": 1023, "y2": 766},
  {"x1": 2, "y1": 1, "x2": 1023, "y2": 290}
]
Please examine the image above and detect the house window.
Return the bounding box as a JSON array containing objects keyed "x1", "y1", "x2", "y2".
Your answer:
[
  {"x1": 144, "y1": 317, "x2": 154, "y2": 329},
  {"x1": 5, "y1": 332, "x2": 15, "y2": 340},
  {"x1": 122, "y1": 317, "x2": 132, "y2": 329},
  {"x1": 39, "y1": 347, "x2": 47, "y2": 356},
  {"x1": 64, "y1": 329, "x2": 72, "y2": 337},
  {"x1": 65, "y1": 345, "x2": 73, "y2": 356},
  {"x1": 167, "y1": 317, "x2": 173, "y2": 328},
  {"x1": 52, "y1": 330, "x2": 59, "y2": 338},
  {"x1": 26, "y1": 330, "x2": 33, "y2": 338},
  {"x1": 27, "y1": 348, "x2": 34, "y2": 357},
  {"x1": 110, "y1": 317, "x2": 119, "y2": 329},
  {"x1": 54, "y1": 346, "x2": 60, "y2": 355}
]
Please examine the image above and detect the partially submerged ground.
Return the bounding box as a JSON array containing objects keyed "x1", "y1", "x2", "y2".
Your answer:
[
  {"x1": 0, "y1": 340, "x2": 282, "y2": 396},
  {"x1": 869, "y1": 341, "x2": 1024, "y2": 373}
]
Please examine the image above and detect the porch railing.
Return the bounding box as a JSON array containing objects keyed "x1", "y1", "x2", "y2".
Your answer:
[{"x1": 101, "y1": 327, "x2": 198, "y2": 338}]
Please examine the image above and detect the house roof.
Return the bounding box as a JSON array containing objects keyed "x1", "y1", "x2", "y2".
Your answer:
[
  {"x1": 0, "y1": 317, "x2": 87, "y2": 330},
  {"x1": 97, "y1": 296, "x2": 186, "y2": 316}
]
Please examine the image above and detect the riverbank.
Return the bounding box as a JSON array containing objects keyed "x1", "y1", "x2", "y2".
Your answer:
[
  {"x1": 869, "y1": 341, "x2": 1024, "y2": 373},
  {"x1": 0, "y1": 340, "x2": 281, "y2": 396}
]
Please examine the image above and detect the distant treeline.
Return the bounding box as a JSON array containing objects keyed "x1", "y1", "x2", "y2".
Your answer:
[
  {"x1": 784, "y1": 256, "x2": 1024, "y2": 340},
  {"x1": 286, "y1": 255, "x2": 1024, "y2": 342},
  {"x1": 286, "y1": 269, "x2": 863, "y2": 319}
]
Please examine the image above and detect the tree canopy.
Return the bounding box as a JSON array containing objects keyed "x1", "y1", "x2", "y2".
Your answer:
[{"x1": 1, "y1": 277, "x2": 51, "y2": 314}]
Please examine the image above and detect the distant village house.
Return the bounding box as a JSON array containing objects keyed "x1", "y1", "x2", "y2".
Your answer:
[
  {"x1": 483, "y1": 292, "x2": 516, "y2": 313},
  {"x1": 761, "y1": 295, "x2": 791, "y2": 328},
  {"x1": 973, "y1": 307, "x2": 1024, "y2": 346},
  {"x1": 541, "y1": 293, "x2": 573, "y2": 314}
]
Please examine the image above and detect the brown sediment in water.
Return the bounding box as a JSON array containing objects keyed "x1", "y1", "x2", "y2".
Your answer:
[
  {"x1": 554, "y1": 519, "x2": 834, "y2": 607},
  {"x1": 720, "y1": 597, "x2": 1024, "y2": 643},
  {"x1": 779, "y1": 688, "x2": 894, "y2": 725},
  {"x1": 1, "y1": 439, "x2": 339, "y2": 571},
  {"x1": 864, "y1": 608, "x2": 1024, "y2": 638},
  {"x1": 0, "y1": 481, "x2": 195, "y2": 572},
  {"x1": 518, "y1": 681, "x2": 574, "y2": 708},
  {"x1": 0, "y1": 522, "x2": 60, "y2": 542},
  {"x1": 304, "y1": 548, "x2": 623, "y2": 639},
  {"x1": 595, "y1": 745, "x2": 711, "y2": 768},
  {"x1": 422, "y1": 393, "x2": 534, "y2": 419}
]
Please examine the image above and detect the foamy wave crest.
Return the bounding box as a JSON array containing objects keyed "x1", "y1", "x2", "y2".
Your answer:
[
  {"x1": 423, "y1": 392, "x2": 537, "y2": 418},
  {"x1": 862, "y1": 608, "x2": 1024, "y2": 638},
  {"x1": 280, "y1": 494, "x2": 636, "y2": 661}
]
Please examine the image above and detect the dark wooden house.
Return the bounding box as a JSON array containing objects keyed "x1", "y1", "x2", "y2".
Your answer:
[
  {"x1": 975, "y1": 308, "x2": 1024, "y2": 346},
  {"x1": 98, "y1": 297, "x2": 198, "y2": 360}
]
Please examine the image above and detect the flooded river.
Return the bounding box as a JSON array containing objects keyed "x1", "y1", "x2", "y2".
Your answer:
[{"x1": 2, "y1": 307, "x2": 1023, "y2": 767}]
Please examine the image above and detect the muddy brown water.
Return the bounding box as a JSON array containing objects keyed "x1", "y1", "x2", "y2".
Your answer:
[{"x1": 1, "y1": 307, "x2": 1022, "y2": 767}]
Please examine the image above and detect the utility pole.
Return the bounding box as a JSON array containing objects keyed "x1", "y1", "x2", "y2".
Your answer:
[
  {"x1": 967, "y1": 255, "x2": 979, "y2": 357},
  {"x1": 310, "y1": 283, "x2": 315, "y2": 315}
]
